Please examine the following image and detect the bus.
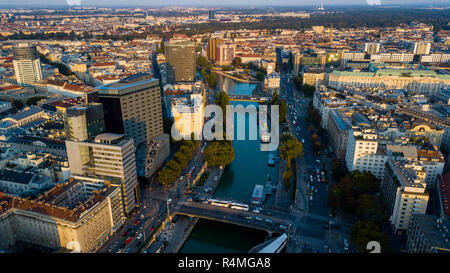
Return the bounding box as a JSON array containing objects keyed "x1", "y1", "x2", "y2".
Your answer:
[
  {"x1": 230, "y1": 202, "x2": 249, "y2": 211},
  {"x1": 209, "y1": 199, "x2": 231, "y2": 208}
]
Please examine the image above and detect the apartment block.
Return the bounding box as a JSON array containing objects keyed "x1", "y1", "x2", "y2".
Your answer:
[
  {"x1": 0, "y1": 179, "x2": 123, "y2": 252},
  {"x1": 65, "y1": 133, "x2": 139, "y2": 215},
  {"x1": 406, "y1": 214, "x2": 450, "y2": 253},
  {"x1": 382, "y1": 160, "x2": 429, "y2": 234}
]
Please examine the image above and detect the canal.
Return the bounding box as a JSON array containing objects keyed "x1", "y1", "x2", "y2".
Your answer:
[{"x1": 179, "y1": 74, "x2": 278, "y2": 253}]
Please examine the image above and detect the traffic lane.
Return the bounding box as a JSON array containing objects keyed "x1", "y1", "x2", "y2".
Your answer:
[
  {"x1": 178, "y1": 202, "x2": 295, "y2": 226},
  {"x1": 177, "y1": 206, "x2": 291, "y2": 233}
]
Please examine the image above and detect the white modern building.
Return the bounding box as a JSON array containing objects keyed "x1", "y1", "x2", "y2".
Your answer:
[
  {"x1": 65, "y1": 133, "x2": 140, "y2": 215},
  {"x1": 171, "y1": 93, "x2": 204, "y2": 139},
  {"x1": 12, "y1": 43, "x2": 43, "y2": 85},
  {"x1": 382, "y1": 160, "x2": 429, "y2": 234}
]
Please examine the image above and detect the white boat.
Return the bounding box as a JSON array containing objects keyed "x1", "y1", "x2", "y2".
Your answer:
[{"x1": 251, "y1": 185, "x2": 264, "y2": 205}]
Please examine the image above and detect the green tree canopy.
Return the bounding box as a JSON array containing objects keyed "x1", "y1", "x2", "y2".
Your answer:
[
  {"x1": 350, "y1": 221, "x2": 392, "y2": 253},
  {"x1": 158, "y1": 168, "x2": 178, "y2": 185},
  {"x1": 204, "y1": 140, "x2": 234, "y2": 167},
  {"x1": 215, "y1": 91, "x2": 230, "y2": 119},
  {"x1": 279, "y1": 133, "x2": 303, "y2": 169}
]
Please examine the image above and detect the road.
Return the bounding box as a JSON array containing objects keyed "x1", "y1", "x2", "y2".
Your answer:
[{"x1": 279, "y1": 67, "x2": 351, "y2": 252}]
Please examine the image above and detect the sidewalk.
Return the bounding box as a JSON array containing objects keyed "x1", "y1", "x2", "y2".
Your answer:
[{"x1": 294, "y1": 157, "x2": 308, "y2": 212}]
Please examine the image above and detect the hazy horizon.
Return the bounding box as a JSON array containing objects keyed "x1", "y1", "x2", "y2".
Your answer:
[{"x1": 1, "y1": 0, "x2": 450, "y2": 8}]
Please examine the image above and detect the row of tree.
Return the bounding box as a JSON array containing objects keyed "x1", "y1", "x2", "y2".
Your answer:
[
  {"x1": 270, "y1": 92, "x2": 287, "y2": 123},
  {"x1": 279, "y1": 132, "x2": 303, "y2": 190},
  {"x1": 158, "y1": 140, "x2": 197, "y2": 186},
  {"x1": 203, "y1": 91, "x2": 235, "y2": 168},
  {"x1": 327, "y1": 170, "x2": 392, "y2": 252}
]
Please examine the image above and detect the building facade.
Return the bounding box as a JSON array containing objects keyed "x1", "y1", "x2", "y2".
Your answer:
[
  {"x1": 12, "y1": 43, "x2": 43, "y2": 85},
  {"x1": 165, "y1": 39, "x2": 196, "y2": 83},
  {"x1": 97, "y1": 73, "x2": 164, "y2": 146},
  {"x1": 382, "y1": 160, "x2": 429, "y2": 234},
  {"x1": 65, "y1": 133, "x2": 139, "y2": 215},
  {"x1": 64, "y1": 103, "x2": 105, "y2": 142}
]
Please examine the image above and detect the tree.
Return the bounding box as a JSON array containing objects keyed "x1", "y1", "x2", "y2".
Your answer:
[
  {"x1": 166, "y1": 160, "x2": 181, "y2": 175},
  {"x1": 283, "y1": 170, "x2": 292, "y2": 190},
  {"x1": 331, "y1": 159, "x2": 346, "y2": 181},
  {"x1": 355, "y1": 194, "x2": 384, "y2": 224},
  {"x1": 350, "y1": 221, "x2": 392, "y2": 253},
  {"x1": 206, "y1": 72, "x2": 217, "y2": 89},
  {"x1": 256, "y1": 71, "x2": 264, "y2": 82},
  {"x1": 307, "y1": 102, "x2": 321, "y2": 126},
  {"x1": 174, "y1": 151, "x2": 189, "y2": 169},
  {"x1": 158, "y1": 168, "x2": 178, "y2": 185},
  {"x1": 215, "y1": 91, "x2": 230, "y2": 119},
  {"x1": 271, "y1": 91, "x2": 280, "y2": 105},
  {"x1": 197, "y1": 55, "x2": 208, "y2": 68},
  {"x1": 279, "y1": 100, "x2": 287, "y2": 123},
  {"x1": 204, "y1": 140, "x2": 234, "y2": 167},
  {"x1": 328, "y1": 184, "x2": 341, "y2": 217},
  {"x1": 351, "y1": 170, "x2": 380, "y2": 196},
  {"x1": 279, "y1": 133, "x2": 303, "y2": 169},
  {"x1": 158, "y1": 159, "x2": 182, "y2": 186},
  {"x1": 232, "y1": 57, "x2": 241, "y2": 67}
]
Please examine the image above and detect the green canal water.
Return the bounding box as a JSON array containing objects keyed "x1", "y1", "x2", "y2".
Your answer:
[{"x1": 180, "y1": 79, "x2": 279, "y2": 252}]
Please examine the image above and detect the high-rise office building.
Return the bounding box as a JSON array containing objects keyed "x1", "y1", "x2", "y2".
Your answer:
[
  {"x1": 165, "y1": 39, "x2": 196, "y2": 83},
  {"x1": 207, "y1": 38, "x2": 221, "y2": 62},
  {"x1": 66, "y1": 133, "x2": 140, "y2": 215},
  {"x1": 64, "y1": 103, "x2": 105, "y2": 142},
  {"x1": 208, "y1": 10, "x2": 215, "y2": 20},
  {"x1": 413, "y1": 42, "x2": 431, "y2": 55},
  {"x1": 97, "y1": 73, "x2": 164, "y2": 145},
  {"x1": 12, "y1": 43, "x2": 43, "y2": 85},
  {"x1": 217, "y1": 42, "x2": 235, "y2": 65},
  {"x1": 364, "y1": 42, "x2": 381, "y2": 54}
]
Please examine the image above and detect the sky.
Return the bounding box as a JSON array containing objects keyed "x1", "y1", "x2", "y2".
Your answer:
[{"x1": 0, "y1": 0, "x2": 449, "y2": 7}]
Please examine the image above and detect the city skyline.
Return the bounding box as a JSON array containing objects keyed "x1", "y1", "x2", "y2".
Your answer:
[
  {"x1": 0, "y1": 3, "x2": 449, "y2": 257},
  {"x1": 2, "y1": 0, "x2": 450, "y2": 8}
]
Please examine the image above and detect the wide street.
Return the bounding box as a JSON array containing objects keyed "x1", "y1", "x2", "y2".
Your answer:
[{"x1": 279, "y1": 67, "x2": 352, "y2": 252}]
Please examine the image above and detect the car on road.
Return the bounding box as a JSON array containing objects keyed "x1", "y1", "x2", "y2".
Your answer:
[
  {"x1": 255, "y1": 216, "x2": 263, "y2": 221},
  {"x1": 265, "y1": 218, "x2": 273, "y2": 224},
  {"x1": 186, "y1": 197, "x2": 193, "y2": 202},
  {"x1": 252, "y1": 209, "x2": 260, "y2": 213},
  {"x1": 245, "y1": 216, "x2": 252, "y2": 220},
  {"x1": 309, "y1": 196, "x2": 313, "y2": 201},
  {"x1": 279, "y1": 224, "x2": 287, "y2": 230},
  {"x1": 137, "y1": 233, "x2": 143, "y2": 240}
]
